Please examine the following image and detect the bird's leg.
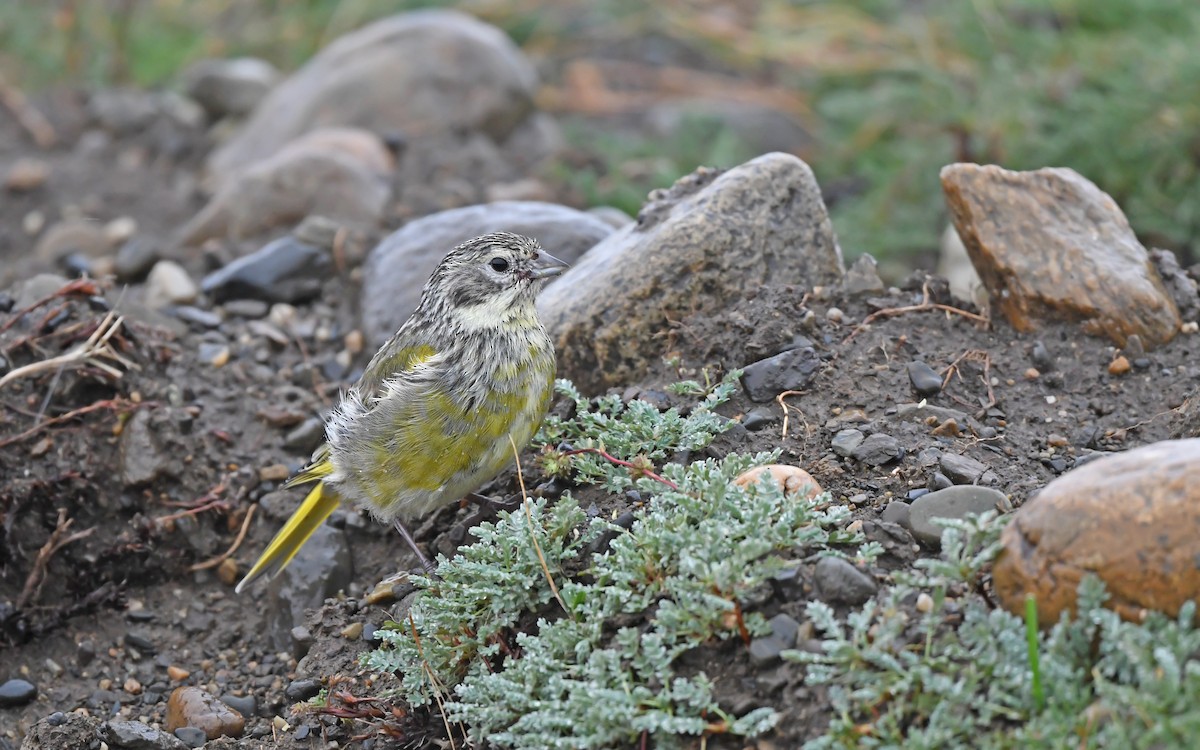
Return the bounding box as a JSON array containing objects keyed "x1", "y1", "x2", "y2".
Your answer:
[{"x1": 393, "y1": 520, "x2": 436, "y2": 574}]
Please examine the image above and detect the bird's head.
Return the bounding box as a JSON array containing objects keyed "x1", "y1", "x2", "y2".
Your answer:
[{"x1": 424, "y1": 232, "x2": 569, "y2": 328}]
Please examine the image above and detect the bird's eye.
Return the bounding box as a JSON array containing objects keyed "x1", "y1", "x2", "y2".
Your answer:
[{"x1": 489, "y1": 257, "x2": 510, "y2": 273}]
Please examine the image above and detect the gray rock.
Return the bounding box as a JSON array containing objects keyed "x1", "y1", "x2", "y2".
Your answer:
[
  {"x1": 115, "y1": 239, "x2": 161, "y2": 282},
  {"x1": 89, "y1": 88, "x2": 160, "y2": 135},
  {"x1": 266, "y1": 524, "x2": 353, "y2": 651},
  {"x1": 1151, "y1": 247, "x2": 1200, "y2": 322},
  {"x1": 362, "y1": 201, "x2": 614, "y2": 345},
  {"x1": 830, "y1": 428, "x2": 864, "y2": 458},
  {"x1": 844, "y1": 253, "x2": 885, "y2": 295},
  {"x1": 173, "y1": 726, "x2": 208, "y2": 748},
  {"x1": 540, "y1": 153, "x2": 844, "y2": 392},
  {"x1": 182, "y1": 57, "x2": 280, "y2": 118},
  {"x1": 740, "y1": 343, "x2": 821, "y2": 402},
  {"x1": 909, "y1": 485, "x2": 1012, "y2": 546},
  {"x1": 179, "y1": 128, "x2": 393, "y2": 245},
  {"x1": 814, "y1": 557, "x2": 878, "y2": 605},
  {"x1": 880, "y1": 500, "x2": 911, "y2": 528},
  {"x1": 0, "y1": 678, "x2": 36, "y2": 707},
  {"x1": 1030, "y1": 341, "x2": 1054, "y2": 371},
  {"x1": 219, "y1": 693, "x2": 257, "y2": 718},
  {"x1": 144, "y1": 261, "x2": 199, "y2": 310},
  {"x1": 221, "y1": 299, "x2": 270, "y2": 319},
  {"x1": 207, "y1": 11, "x2": 541, "y2": 185},
  {"x1": 119, "y1": 410, "x2": 172, "y2": 487},
  {"x1": 939, "y1": 453, "x2": 990, "y2": 484},
  {"x1": 907, "y1": 361, "x2": 943, "y2": 396},
  {"x1": 747, "y1": 613, "x2": 802, "y2": 666},
  {"x1": 102, "y1": 720, "x2": 187, "y2": 750},
  {"x1": 201, "y1": 236, "x2": 330, "y2": 304},
  {"x1": 741, "y1": 407, "x2": 778, "y2": 432},
  {"x1": 10, "y1": 274, "x2": 69, "y2": 309},
  {"x1": 34, "y1": 220, "x2": 110, "y2": 265},
  {"x1": 851, "y1": 433, "x2": 903, "y2": 466},
  {"x1": 284, "y1": 418, "x2": 326, "y2": 453},
  {"x1": 284, "y1": 678, "x2": 322, "y2": 701}
]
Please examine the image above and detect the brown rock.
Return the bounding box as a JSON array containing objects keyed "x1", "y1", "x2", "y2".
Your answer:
[
  {"x1": 179, "y1": 127, "x2": 393, "y2": 245},
  {"x1": 734, "y1": 465, "x2": 823, "y2": 500},
  {"x1": 167, "y1": 686, "x2": 245, "y2": 740},
  {"x1": 206, "y1": 11, "x2": 540, "y2": 185},
  {"x1": 941, "y1": 164, "x2": 1180, "y2": 349},
  {"x1": 34, "y1": 220, "x2": 111, "y2": 265},
  {"x1": 539, "y1": 153, "x2": 844, "y2": 391},
  {"x1": 993, "y1": 438, "x2": 1200, "y2": 627},
  {"x1": 1107, "y1": 355, "x2": 1131, "y2": 376},
  {"x1": 4, "y1": 157, "x2": 50, "y2": 191}
]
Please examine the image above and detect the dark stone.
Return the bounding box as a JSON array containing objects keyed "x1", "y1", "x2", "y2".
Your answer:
[
  {"x1": 747, "y1": 613, "x2": 801, "y2": 666},
  {"x1": 881, "y1": 501, "x2": 911, "y2": 528},
  {"x1": 741, "y1": 407, "x2": 777, "y2": 432},
  {"x1": 813, "y1": 557, "x2": 878, "y2": 605},
  {"x1": 0, "y1": 678, "x2": 37, "y2": 707},
  {"x1": 830, "y1": 428, "x2": 864, "y2": 458},
  {"x1": 220, "y1": 693, "x2": 257, "y2": 718},
  {"x1": 906, "y1": 361, "x2": 942, "y2": 396},
  {"x1": 851, "y1": 433, "x2": 903, "y2": 466},
  {"x1": 283, "y1": 417, "x2": 326, "y2": 453},
  {"x1": 201, "y1": 236, "x2": 330, "y2": 304},
  {"x1": 125, "y1": 631, "x2": 157, "y2": 653},
  {"x1": 939, "y1": 453, "x2": 990, "y2": 484},
  {"x1": 740, "y1": 342, "x2": 820, "y2": 402},
  {"x1": 265, "y1": 524, "x2": 353, "y2": 651},
  {"x1": 284, "y1": 678, "x2": 321, "y2": 701},
  {"x1": 909, "y1": 485, "x2": 1012, "y2": 546},
  {"x1": 115, "y1": 239, "x2": 161, "y2": 282},
  {"x1": 174, "y1": 726, "x2": 209, "y2": 748},
  {"x1": 103, "y1": 719, "x2": 187, "y2": 749},
  {"x1": 1030, "y1": 340, "x2": 1054, "y2": 370}
]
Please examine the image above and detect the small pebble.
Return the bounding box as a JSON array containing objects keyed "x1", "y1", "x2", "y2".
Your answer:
[
  {"x1": 175, "y1": 726, "x2": 209, "y2": 748},
  {"x1": 340, "y1": 622, "x2": 364, "y2": 640},
  {"x1": 1108, "y1": 355, "x2": 1131, "y2": 376},
  {"x1": 167, "y1": 666, "x2": 190, "y2": 682},
  {"x1": 906, "y1": 361, "x2": 942, "y2": 396},
  {"x1": 916, "y1": 592, "x2": 934, "y2": 613},
  {"x1": 217, "y1": 558, "x2": 239, "y2": 587},
  {"x1": 124, "y1": 677, "x2": 142, "y2": 695},
  {"x1": 0, "y1": 678, "x2": 37, "y2": 707},
  {"x1": 284, "y1": 678, "x2": 321, "y2": 701},
  {"x1": 1023, "y1": 367, "x2": 1040, "y2": 380}
]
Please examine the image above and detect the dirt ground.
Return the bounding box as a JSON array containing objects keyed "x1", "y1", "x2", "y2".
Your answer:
[{"x1": 2, "y1": 94, "x2": 1199, "y2": 750}]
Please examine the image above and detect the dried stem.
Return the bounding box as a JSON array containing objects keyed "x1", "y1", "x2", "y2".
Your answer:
[
  {"x1": 188, "y1": 505, "x2": 257, "y2": 572},
  {"x1": 17, "y1": 509, "x2": 95, "y2": 609},
  {"x1": 0, "y1": 397, "x2": 143, "y2": 449},
  {"x1": 0, "y1": 71, "x2": 57, "y2": 148},
  {"x1": 843, "y1": 282, "x2": 989, "y2": 344},
  {"x1": 510, "y1": 436, "x2": 570, "y2": 617},
  {"x1": 0, "y1": 310, "x2": 135, "y2": 389}
]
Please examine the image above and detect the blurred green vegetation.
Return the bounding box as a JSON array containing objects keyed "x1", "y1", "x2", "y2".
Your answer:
[{"x1": 1, "y1": 0, "x2": 1196, "y2": 262}]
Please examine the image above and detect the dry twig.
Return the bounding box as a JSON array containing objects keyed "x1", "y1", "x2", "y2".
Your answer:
[
  {"x1": 0, "y1": 397, "x2": 142, "y2": 449},
  {"x1": 0, "y1": 71, "x2": 57, "y2": 148},
  {"x1": 510, "y1": 436, "x2": 570, "y2": 618},
  {"x1": 0, "y1": 309, "x2": 135, "y2": 389},
  {"x1": 17, "y1": 509, "x2": 95, "y2": 608},
  {"x1": 187, "y1": 505, "x2": 257, "y2": 572},
  {"x1": 843, "y1": 282, "x2": 989, "y2": 344}
]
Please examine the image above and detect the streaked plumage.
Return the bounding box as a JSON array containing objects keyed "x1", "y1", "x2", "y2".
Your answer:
[{"x1": 236, "y1": 233, "x2": 567, "y2": 592}]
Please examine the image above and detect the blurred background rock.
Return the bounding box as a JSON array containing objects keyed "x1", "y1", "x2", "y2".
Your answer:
[{"x1": 1, "y1": 0, "x2": 1196, "y2": 274}]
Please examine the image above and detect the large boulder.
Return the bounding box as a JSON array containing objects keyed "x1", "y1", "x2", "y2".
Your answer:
[
  {"x1": 993, "y1": 438, "x2": 1200, "y2": 626},
  {"x1": 539, "y1": 152, "x2": 845, "y2": 392},
  {"x1": 361, "y1": 202, "x2": 616, "y2": 346},
  {"x1": 941, "y1": 164, "x2": 1181, "y2": 348},
  {"x1": 206, "y1": 11, "x2": 544, "y2": 188}
]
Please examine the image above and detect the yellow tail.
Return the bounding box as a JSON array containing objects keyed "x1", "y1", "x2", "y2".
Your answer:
[{"x1": 235, "y1": 478, "x2": 340, "y2": 593}]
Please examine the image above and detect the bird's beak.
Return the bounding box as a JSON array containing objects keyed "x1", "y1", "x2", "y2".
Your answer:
[{"x1": 528, "y1": 251, "x2": 570, "y2": 280}]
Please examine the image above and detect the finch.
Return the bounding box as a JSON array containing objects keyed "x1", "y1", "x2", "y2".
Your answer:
[{"x1": 237, "y1": 232, "x2": 567, "y2": 592}]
